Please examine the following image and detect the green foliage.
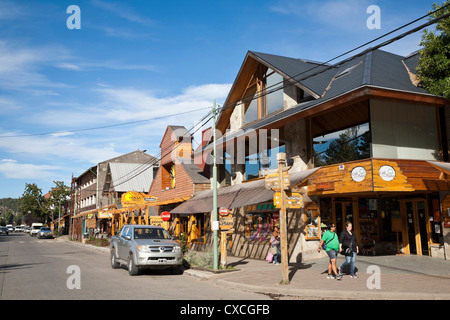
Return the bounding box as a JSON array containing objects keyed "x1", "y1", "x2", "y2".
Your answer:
[
  {"x1": 318, "y1": 128, "x2": 370, "y2": 166},
  {"x1": 20, "y1": 183, "x2": 48, "y2": 220},
  {"x1": 418, "y1": 1, "x2": 450, "y2": 99}
]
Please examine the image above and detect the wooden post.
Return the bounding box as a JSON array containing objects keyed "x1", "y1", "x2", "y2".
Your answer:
[
  {"x1": 220, "y1": 231, "x2": 227, "y2": 269},
  {"x1": 278, "y1": 153, "x2": 289, "y2": 285}
]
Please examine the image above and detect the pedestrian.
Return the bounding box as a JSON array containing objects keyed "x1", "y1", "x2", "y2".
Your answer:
[
  {"x1": 318, "y1": 224, "x2": 341, "y2": 280},
  {"x1": 270, "y1": 227, "x2": 281, "y2": 265},
  {"x1": 339, "y1": 222, "x2": 359, "y2": 278}
]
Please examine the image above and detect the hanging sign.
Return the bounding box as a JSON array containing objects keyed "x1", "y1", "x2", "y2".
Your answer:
[
  {"x1": 219, "y1": 208, "x2": 230, "y2": 216},
  {"x1": 161, "y1": 211, "x2": 171, "y2": 221}
]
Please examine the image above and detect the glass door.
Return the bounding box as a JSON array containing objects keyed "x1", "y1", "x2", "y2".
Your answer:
[{"x1": 402, "y1": 199, "x2": 430, "y2": 256}]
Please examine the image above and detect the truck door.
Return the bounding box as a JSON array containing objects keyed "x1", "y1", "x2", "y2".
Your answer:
[{"x1": 118, "y1": 226, "x2": 130, "y2": 258}]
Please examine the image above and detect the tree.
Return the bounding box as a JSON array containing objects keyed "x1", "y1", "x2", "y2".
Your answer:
[
  {"x1": 322, "y1": 128, "x2": 361, "y2": 165},
  {"x1": 47, "y1": 181, "x2": 71, "y2": 221},
  {"x1": 418, "y1": 1, "x2": 450, "y2": 99},
  {"x1": 20, "y1": 183, "x2": 48, "y2": 222}
]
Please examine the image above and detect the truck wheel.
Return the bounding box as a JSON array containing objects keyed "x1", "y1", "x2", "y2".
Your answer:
[
  {"x1": 172, "y1": 265, "x2": 183, "y2": 275},
  {"x1": 128, "y1": 254, "x2": 139, "y2": 276},
  {"x1": 111, "y1": 250, "x2": 119, "y2": 269}
]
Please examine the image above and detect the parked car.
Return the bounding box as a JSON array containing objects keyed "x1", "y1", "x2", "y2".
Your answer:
[
  {"x1": 110, "y1": 225, "x2": 183, "y2": 276},
  {"x1": 30, "y1": 223, "x2": 43, "y2": 236},
  {"x1": 14, "y1": 226, "x2": 22, "y2": 232},
  {"x1": 0, "y1": 226, "x2": 8, "y2": 235},
  {"x1": 37, "y1": 227, "x2": 53, "y2": 239},
  {"x1": 6, "y1": 224, "x2": 14, "y2": 232}
]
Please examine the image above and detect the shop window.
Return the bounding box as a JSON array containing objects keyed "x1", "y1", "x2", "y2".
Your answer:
[
  {"x1": 245, "y1": 145, "x2": 285, "y2": 180},
  {"x1": 314, "y1": 123, "x2": 370, "y2": 167},
  {"x1": 244, "y1": 203, "x2": 278, "y2": 242},
  {"x1": 305, "y1": 205, "x2": 320, "y2": 240}
]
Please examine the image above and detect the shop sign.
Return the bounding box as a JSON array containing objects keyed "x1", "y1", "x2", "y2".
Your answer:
[
  {"x1": 161, "y1": 211, "x2": 171, "y2": 221},
  {"x1": 219, "y1": 208, "x2": 230, "y2": 216},
  {"x1": 98, "y1": 210, "x2": 113, "y2": 219},
  {"x1": 316, "y1": 182, "x2": 335, "y2": 191},
  {"x1": 379, "y1": 165, "x2": 396, "y2": 181},
  {"x1": 121, "y1": 191, "x2": 146, "y2": 207},
  {"x1": 149, "y1": 216, "x2": 165, "y2": 227},
  {"x1": 219, "y1": 213, "x2": 234, "y2": 231},
  {"x1": 351, "y1": 166, "x2": 366, "y2": 182},
  {"x1": 86, "y1": 218, "x2": 96, "y2": 229}
]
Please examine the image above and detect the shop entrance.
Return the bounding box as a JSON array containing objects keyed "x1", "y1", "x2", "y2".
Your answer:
[
  {"x1": 401, "y1": 199, "x2": 430, "y2": 256},
  {"x1": 335, "y1": 199, "x2": 354, "y2": 233}
]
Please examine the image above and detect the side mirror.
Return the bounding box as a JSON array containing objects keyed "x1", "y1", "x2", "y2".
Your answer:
[{"x1": 124, "y1": 235, "x2": 131, "y2": 240}]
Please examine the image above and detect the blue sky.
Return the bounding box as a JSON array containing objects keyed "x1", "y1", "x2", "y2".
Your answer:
[{"x1": 0, "y1": 0, "x2": 441, "y2": 198}]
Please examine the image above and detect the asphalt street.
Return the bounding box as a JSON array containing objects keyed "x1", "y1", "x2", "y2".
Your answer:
[{"x1": 0, "y1": 232, "x2": 270, "y2": 301}]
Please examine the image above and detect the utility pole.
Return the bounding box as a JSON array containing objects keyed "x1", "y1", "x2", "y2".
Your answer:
[
  {"x1": 212, "y1": 100, "x2": 219, "y2": 270},
  {"x1": 277, "y1": 153, "x2": 289, "y2": 284}
]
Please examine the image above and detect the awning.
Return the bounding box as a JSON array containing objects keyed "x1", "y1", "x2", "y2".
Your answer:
[
  {"x1": 171, "y1": 168, "x2": 319, "y2": 214},
  {"x1": 424, "y1": 161, "x2": 450, "y2": 191}
]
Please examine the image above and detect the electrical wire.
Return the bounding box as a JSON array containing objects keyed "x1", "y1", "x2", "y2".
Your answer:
[{"x1": 77, "y1": 6, "x2": 450, "y2": 194}]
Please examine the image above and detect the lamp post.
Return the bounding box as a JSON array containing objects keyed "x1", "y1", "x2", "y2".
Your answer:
[{"x1": 212, "y1": 99, "x2": 219, "y2": 270}]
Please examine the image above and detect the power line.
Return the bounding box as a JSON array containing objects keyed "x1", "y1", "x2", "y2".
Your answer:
[
  {"x1": 77, "y1": 5, "x2": 450, "y2": 194},
  {"x1": 0, "y1": 106, "x2": 211, "y2": 139},
  {"x1": 216, "y1": 3, "x2": 450, "y2": 116}
]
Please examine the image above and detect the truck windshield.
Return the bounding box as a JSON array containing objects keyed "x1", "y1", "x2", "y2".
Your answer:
[{"x1": 134, "y1": 228, "x2": 171, "y2": 240}]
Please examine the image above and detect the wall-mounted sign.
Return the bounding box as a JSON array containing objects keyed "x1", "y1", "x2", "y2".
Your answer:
[
  {"x1": 219, "y1": 208, "x2": 230, "y2": 216},
  {"x1": 351, "y1": 166, "x2": 366, "y2": 182},
  {"x1": 379, "y1": 165, "x2": 396, "y2": 181}
]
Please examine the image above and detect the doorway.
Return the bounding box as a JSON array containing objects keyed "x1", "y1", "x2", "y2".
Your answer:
[
  {"x1": 335, "y1": 199, "x2": 354, "y2": 234},
  {"x1": 401, "y1": 199, "x2": 430, "y2": 255}
]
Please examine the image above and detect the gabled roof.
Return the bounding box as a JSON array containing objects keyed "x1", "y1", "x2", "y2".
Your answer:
[
  {"x1": 250, "y1": 51, "x2": 336, "y2": 98},
  {"x1": 203, "y1": 49, "x2": 446, "y2": 155}
]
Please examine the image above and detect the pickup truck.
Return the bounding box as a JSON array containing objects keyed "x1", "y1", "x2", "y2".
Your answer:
[{"x1": 110, "y1": 224, "x2": 183, "y2": 276}]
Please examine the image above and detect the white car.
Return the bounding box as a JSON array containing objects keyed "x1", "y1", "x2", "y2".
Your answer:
[{"x1": 30, "y1": 223, "x2": 44, "y2": 236}]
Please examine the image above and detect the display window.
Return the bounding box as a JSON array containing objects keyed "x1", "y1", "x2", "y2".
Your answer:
[{"x1": 244, "y1": 203, "x2": 278, "y2": 242}]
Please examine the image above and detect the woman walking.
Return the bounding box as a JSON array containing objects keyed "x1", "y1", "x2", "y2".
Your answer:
[
  {"x1": 318, "y1": 224, "x2": 341, "y2": 280},
  {"x1": 339, "y1": 222, "x2": 359, "y2": 278}
]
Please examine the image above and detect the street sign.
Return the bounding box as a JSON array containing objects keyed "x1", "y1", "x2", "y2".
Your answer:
[
  {"x1": 274, "y1": 192, "x2": 303, "y2": 209},
  {"x1": 265, "y1": 172, "x2": 290, "y2": 190}
]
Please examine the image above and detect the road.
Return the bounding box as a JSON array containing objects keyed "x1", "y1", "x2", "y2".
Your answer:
[{"x1": 0, "y1": 233, "x2": 271, "y2": 301}]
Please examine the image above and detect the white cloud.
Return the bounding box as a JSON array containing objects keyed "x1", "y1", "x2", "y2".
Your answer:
[
  {"x1": 92, "y1": 0, "x2": 156, "y2": 27},
  {"x1": 0, "y1": 41, "x2": 72, "y2": 90},
  {"x1": 0, "y1": 159, "x2": 58, "y2": 179}
]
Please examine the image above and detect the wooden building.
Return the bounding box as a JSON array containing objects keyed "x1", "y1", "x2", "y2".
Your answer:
[{"x1": 184, "y1": 49, "x2": 450, "y2": 261}]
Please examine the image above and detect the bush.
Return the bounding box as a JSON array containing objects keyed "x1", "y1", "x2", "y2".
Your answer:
[{"x1": 183, "y1": 247, "x2": 217, "y2": 269}]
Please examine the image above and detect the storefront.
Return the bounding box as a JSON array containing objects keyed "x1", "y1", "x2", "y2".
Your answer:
[{"x1": 304, "y1": 158, "x2": 449, "y2": 257}]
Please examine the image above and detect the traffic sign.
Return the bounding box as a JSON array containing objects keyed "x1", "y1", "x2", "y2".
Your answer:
[
  {"x1": 273, "y1": 192, "x2": 303, "y2": 209},
  {"x1": 265, "y1": 171, "x2": 290, "y2": 190}
]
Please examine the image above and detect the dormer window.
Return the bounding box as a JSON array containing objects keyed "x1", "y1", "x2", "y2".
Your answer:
[{"x1": 243, "y1": 65, "x2": 284, "y2": 124}]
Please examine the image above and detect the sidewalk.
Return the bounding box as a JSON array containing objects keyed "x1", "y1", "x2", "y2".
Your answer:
[
  {"x1": 56, "y1": 236, "x2": 450, "y2": 300},
  {"x1": 185, "y1": 254, "x2": 450, "y2": 300}
]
